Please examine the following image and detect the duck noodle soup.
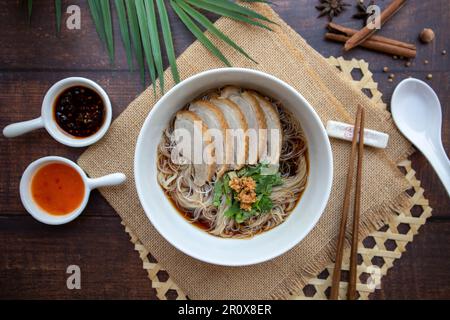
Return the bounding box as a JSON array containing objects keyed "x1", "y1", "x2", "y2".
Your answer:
[{"x1": 157, "y1": 87, "x2": 309, "y2": 238}]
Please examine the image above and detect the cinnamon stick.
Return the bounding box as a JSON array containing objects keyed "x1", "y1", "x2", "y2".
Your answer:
[
  {"x1": 344, "y1": 0, "x2": 408, "y2": 51},
  {"x1": 328, "y1": 22, "x2": 416, "y2": 51},
  {"x1": 326, "y1": 33, "x2": 416, "y2": 58}
]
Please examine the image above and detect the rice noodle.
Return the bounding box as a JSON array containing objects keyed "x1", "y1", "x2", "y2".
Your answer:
[{"x1": 156, "y1": 91, "x2": 308, "y2": 238}]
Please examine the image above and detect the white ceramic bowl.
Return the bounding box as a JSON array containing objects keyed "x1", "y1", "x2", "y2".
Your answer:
[
  {"x1": 20, "y1": 156, "x2": 126, "y2": 225},
  {"x1": 135, "y1": 68, "x2": 333, "y2": 266},
  {"x1": 3, "y1": 77, "x2": 112, "y2": 147}
]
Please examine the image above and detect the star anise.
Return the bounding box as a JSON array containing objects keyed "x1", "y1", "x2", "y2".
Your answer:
[
  {"x1": 316, "y1": 0, "x2": 351, "y2": 21},
  {"x1": 353, "y1": 0, "x2": 375, "y2": 25}
]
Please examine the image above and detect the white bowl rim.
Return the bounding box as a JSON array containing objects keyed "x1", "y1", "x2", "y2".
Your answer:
[{"x1": 134, "y1": 68, "x2": 333, "y2": 266}]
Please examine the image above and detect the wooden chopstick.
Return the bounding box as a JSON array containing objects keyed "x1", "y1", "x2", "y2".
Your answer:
[
  {"x1": 329, "y1": 105, "x2": 365, "y2": 300},
  {"x1": 348, "y1": 107, "x2": 365, "y2": 300}
]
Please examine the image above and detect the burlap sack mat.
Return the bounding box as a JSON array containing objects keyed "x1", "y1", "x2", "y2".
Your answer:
[{"x1": 78, "y1": 3, "x2": 413, "y2": 299}]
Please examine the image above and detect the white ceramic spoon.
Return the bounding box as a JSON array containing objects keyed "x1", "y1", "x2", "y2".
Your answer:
[{"x1": 391, "y1": 78, "x2": 450, "y2": 197}]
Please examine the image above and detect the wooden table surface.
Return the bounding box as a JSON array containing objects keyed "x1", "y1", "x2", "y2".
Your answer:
[{"x1": 1, "y1": 0, "x2": 449, "y2": 300}]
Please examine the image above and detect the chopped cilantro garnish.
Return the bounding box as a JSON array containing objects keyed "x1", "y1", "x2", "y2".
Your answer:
[{"x1": 212, "y1": 163, "x2": 283, "y2": 224}]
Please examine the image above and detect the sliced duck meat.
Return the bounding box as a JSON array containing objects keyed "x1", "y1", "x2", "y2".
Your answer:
[
  {"x1": 221, "y1": 86, "x2": 267, "y2": 164},
  {"x1": 189, "y1": 100, "x2": 232, "y2": 178},
  {"x1": 173, "y1": 110, "x2": 215, "y2": 186},
  {"x1": 210, "y1": 97, "x2": 249, "y2": 170},
  {"x1": 250, "y1": 91, "x2": 282, "y2": 165}
]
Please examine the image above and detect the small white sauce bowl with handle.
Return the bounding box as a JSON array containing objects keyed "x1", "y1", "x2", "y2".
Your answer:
[
  {"x1": 21, "y1": 156, "x2": 126, "y2": 225},
  {"x1": 3, "y1": 77, "x2": 112, "y2": 147}
]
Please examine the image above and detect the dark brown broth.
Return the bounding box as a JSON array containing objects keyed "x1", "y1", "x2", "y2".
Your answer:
[{"x1": 165, "y1": 195, "x2": 211, "y2": 231}]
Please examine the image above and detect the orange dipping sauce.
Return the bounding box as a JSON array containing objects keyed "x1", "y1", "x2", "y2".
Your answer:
[{"x1": 31, "y1": 163, "x2": 85, "y2": 216}]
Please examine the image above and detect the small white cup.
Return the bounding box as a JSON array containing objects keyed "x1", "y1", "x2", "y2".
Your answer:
[
  {"x1": 3, "y1": 77, "x2": 112, "y2": 147},
  {"x1": 20, "y1": 156, "x2": 126, "y2": 225}
]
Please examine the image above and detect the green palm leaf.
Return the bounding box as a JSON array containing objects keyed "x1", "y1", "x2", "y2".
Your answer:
[
  {"x1": 185, "y1": 0, "x2": 272, "y2": 31},
  {"x1": 196, "y1": 0, "x2": 275, "y2": 24},
  {"x1": 114, "y1": 0, "x2": 133, "y2": 69},
  {"x1": 99, "y1": 0, "x2": 115, "y2": 63},
  {"x1": 177, "y1": 0, "x2": 256, "y2": 63},
  {"x1": 241, "y1": 0, "x2": 275, "y2": 4},
  {"x1": 135, "y1": 0, "x2": 157, "y2": 93},
  {"x1": 125, "y1": 0, "x2": 146, "y2": 85},
  {"x1": 27, "y1": 0, "x2": 32, "y2": 23},
  {"x1": 55, "y1": 0, "x2": 62, "y2": 33},
  {"x1": 87, "y1": 0, "x2": 106, "y2": 43},
  {"x1": 156, "y1": 0, "x2": 180, "y2": 83},
  {"x1": 144, "y1": 0, "x2": 165, "y2": 92},
  {"x1": 171, "y1": 0, "x2": 231, "y2": 67},
  {"x1": 25, "y1": 0, "x2": 274, "y2": 90}
]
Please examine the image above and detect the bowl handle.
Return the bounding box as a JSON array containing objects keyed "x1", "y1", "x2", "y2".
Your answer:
[
  {"x1": 3, "y1": 117, "x2": 45, "y2": 138},
  {"x1": 87, "y1": 173, "x2": 127, "y2": 190}
]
